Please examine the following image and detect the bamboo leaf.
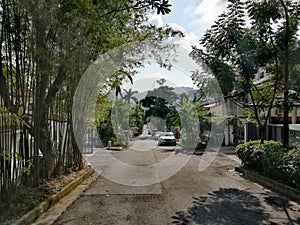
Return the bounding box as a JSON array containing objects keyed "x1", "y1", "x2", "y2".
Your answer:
[{"x1": 18, "y1": 106, "x2": 24, "y2": 117}]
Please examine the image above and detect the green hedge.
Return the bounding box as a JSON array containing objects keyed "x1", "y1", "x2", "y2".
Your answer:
[
  {"x1": 236, "y1": 140, "x2": 300, "y2": 189},
  {"x1": 278, "y1": 148, "x2": 300, "y2": 187}
]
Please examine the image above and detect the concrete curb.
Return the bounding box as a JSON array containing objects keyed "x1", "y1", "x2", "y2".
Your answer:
[
  {"x1": 106, "y1": 146, "x2": 123, "y2": 151},
  {"x1": 12, "y1": 168, "x2": 94, "y2": 225},
  {"x1": 236, "y1": 167, "x2": 300, "y2": 203}
]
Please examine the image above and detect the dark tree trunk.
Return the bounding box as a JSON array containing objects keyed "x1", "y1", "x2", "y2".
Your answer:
[
  {"x1": 259, "y1": 125, "x2": 266, "y2": 144},
  {"x1": 280, "y1": 0, "x2": 290, "y2": 148}
]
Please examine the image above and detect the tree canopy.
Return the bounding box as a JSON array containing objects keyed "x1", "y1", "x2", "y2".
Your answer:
[
  {"x1": 0, "y1": 0, "x2": 176, "y2": 199},
  {"x1": 190, "y1": 0, "x2": 300, "y2": 144}
]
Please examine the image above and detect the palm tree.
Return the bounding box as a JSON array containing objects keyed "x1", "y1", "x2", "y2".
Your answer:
[
  {"x1": 122, "y1": 88, "x2": 138, "y2": 104},
  {"x1": 111, "y1": 69, "x2": 134, "y2": 100}
]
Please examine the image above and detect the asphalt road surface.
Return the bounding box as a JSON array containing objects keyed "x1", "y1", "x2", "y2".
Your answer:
[{"x1": 36, "y1": 130, "x2": 300, "y2": 225}]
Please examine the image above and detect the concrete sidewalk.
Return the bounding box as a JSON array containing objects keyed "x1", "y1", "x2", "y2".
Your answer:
[{"x1": 219, "y1": 145, "x2": 241, "y2": 163}]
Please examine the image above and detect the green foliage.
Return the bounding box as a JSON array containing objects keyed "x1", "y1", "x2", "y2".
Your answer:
[
  {"x1": 165, "y1": 109, "x2": 180, "y2": 129},
  {"x1": 191, "y1": 0, "x2": 300, "y2": 144},
  {"x1": 142, "y1": 96, "x2": 171, "y2": 120},
  {"x1": 111, "y1": 140, "x2": 123, "y2": 147},
  {"x1": 236, "y1": 141, "x2": 300, "y2": 188},
  {"x1": 0, "y1": 0, "x2": 177, "y2": 199},
  {"x1": 123, "y1": 89, "x2": 138, "y2": 103},
  {"x1": 97, "y1": 121, "x2": 116, "y2": 147},
  {"x1": 96, "y1": 95, "x2": 144, "y2": 143},
  {"x1": 208, "y1": 60, "x2": 235, "y2": 98},
  {"x1": 278, "y1": 147, "x2": 300, "y2": 187},
  {"x1": 20, "y1": 159, "x2": 33, "y2": 175},
  {"x1": 150, "y1": 0, "x2": 172, "y2": 15},
  {"x1": 141, "y1": 85, "x2": 178, "y2": 122},
  {"x1": 289, "y1": 64, "x2": 300, "y2": 102},
  {"x1": 130, "y1": 103, "x2": 144, "y2": 136},
  {"x1": 176, "y1": 95, "x2": 200, "y2": 146},
  {"x1": 95, "y1": 95, "x2": 113, "y2": 124},
  {"x1": 0, "y1": 106, "x2": 30, "y2": 129},
  {"x1": 236, "y1": 140, "x2": 284, "y2": 171}
]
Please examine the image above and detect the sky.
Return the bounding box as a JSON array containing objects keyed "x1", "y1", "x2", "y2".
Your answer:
[
  {"x1": 148, "y1": 0, "x2": 228, "y2": 49},
  {"x1": 129, "y1": 0, "x2": 228, "y2": 92}
]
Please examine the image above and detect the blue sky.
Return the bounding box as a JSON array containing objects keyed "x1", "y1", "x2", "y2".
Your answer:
[
  {"x1": 148, "y1": 0, "x2": 228, "y2": 48},
  {"x1": 127, "y1": 0, "x2": 299, "y2": 93},
  {"x1": 128, "y1": 0, "x2": 228, "y2": 91}
]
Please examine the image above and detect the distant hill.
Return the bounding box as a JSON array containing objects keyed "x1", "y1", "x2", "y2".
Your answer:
[
  {"x1": 133, "y1": 86, "x2": 197, "y2": 101},
  {"x1": 107, "y1": 86, "x2": 198, "y2": 101}
]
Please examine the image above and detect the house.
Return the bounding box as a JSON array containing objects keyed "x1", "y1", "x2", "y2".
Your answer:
[{"x1": 268, "y1": 102, "x2": 300, "y2": 142}]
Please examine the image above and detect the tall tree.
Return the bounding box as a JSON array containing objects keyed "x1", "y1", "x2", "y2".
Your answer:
[
  {"x1": 0, "y1": 0, "x2": 176, "y2": 193},
  {"x1": 141, "y1": 84, "x2": 179, "y2": 123},
  {"x1": 122, "y1": 88, "x2": 138, "y2": 104},
  {"x1": 190, "y1": 0, "x2": 300, "y2": 144},
  {"x1": 278, "y1": 0, "x2": 300, "y2": 147}
]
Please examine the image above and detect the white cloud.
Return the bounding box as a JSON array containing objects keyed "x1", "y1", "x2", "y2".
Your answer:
[
  {"x1": 176, "y1": 31, "x2": 198, "y2": 50},
  {"x1": 148, "y1": 13, "x2": 163, "y2": 27},
  {"x1": 193, "y1": 0, "x2": 228, "y2": 28},
  {"x1": 166, "y1": 23, "x2": 199, "y2": 50},
  {"x1": 167, "y1": 23, "x2": 185, "y2": 33}
]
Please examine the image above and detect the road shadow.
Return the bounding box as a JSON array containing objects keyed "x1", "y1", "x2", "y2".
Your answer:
[
  {"x1": 174, "y1": 146, "x2": 216, "y2": 156},
  {"x1": 264, "y1": 195, "x2": 300, "y2": 225},
  {"x1": 171, "y1": 188, "x2": 270, "y2": 225}
]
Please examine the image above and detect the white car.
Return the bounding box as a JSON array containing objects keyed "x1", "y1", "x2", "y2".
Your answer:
[
  {"x1": 158, "y1": 132, "x2": 176, "y2": 146},
  {"x1": 154, "y1": 131, "x2": 163, "y2": 140}
]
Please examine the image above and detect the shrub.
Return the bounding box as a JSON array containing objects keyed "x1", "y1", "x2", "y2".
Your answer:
[
  {"x1": 97, "y1": 122, "x2": 116, "y2": 147},
  {"x1": 236, "y1": 141, "x2": 300, "y2": 189},
  {"x1": 235, "y1": 140, "x2": 284, "y2": 173},
  {"x1": 278, "y1": 147, "x2": 300, "y2": 188}
]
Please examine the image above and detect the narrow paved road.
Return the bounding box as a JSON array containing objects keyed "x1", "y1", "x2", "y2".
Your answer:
[{"x1": 39, "y1": 131, "x2": 300, "y2": 225}]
